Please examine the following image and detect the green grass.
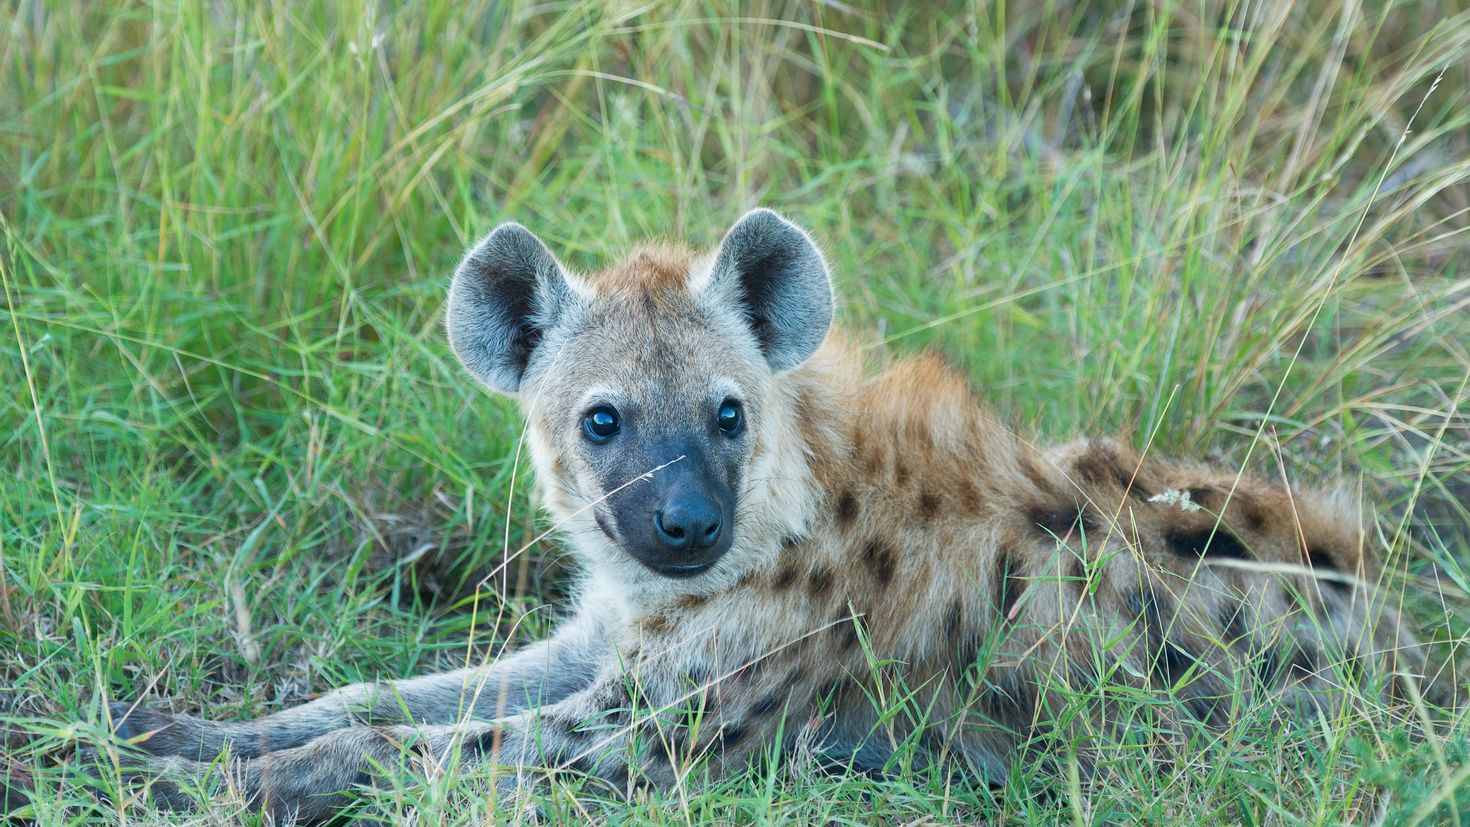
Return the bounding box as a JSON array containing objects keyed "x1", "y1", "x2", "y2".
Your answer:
[{"x1": 3, "y1": 0, "x2": 1469, "y2": 823}]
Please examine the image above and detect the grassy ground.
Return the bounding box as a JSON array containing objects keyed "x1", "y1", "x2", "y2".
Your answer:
[{"x1": 3, "y1": 0, "x2": 1469, "y2": 823}]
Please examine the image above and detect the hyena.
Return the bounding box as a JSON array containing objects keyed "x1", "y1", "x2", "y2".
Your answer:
[{"x1": 101, "y1": 209, "x2": 1449, "y2": 820}]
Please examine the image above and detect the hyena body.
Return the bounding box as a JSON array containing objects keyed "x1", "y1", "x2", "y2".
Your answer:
[{"x1": 105, "y1": 210, "x2": 1441, "y2": 821}]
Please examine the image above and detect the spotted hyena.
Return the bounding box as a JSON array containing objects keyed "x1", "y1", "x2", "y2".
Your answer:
[{"x1": 100, "y1": 209, "x2": 1449, "y2": 820}]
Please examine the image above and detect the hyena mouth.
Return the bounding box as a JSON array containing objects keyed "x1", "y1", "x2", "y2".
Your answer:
[{"x1": 647, "y1": 558, "x2": 718, "y2": 578}]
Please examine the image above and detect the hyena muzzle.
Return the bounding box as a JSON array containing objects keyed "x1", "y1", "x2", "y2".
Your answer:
[{"x1": 88, "y1": 209, "x2": 1454, "y2": 821}]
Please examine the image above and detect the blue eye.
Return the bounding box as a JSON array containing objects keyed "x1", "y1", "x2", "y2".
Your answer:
[
  {"x1": 583, "y1": 407, "x2": 620, "y2": 443},
  {"x1": 717, "y1": 400, "x2": 744, "y2": 436}
]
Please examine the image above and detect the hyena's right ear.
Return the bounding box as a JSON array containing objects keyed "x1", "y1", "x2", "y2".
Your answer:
[
  {"x1": 446, "y1": 223, "x2": 581, "y2": 394},
  {"x1": 703, "y1": 208, "x2": 834, "y2": 372}
]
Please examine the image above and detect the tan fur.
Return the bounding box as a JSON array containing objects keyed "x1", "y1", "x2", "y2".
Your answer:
[
  {"x1": 98, "y1": 216, "x2": 1447, "y2": 821},
  {"x1": 592, "y1": 243, "x2": 696, "y2": 297}
]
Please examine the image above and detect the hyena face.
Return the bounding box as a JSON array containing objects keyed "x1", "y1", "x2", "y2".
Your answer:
[{"x1": 446, "y1": 209, "x2": 832, "y2": 583}]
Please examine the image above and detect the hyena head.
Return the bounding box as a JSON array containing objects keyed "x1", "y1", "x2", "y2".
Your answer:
[{"x1": 446, "y1": 209, "x2": 832, "y2": 590}]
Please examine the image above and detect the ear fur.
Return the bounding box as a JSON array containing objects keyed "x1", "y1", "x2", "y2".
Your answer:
[
  {"x1": 705, "y1": 208, "x2": 834, "y2": 372},
  {"x1": 446, "y1": 223, "x2": 578, "y2": 393}
]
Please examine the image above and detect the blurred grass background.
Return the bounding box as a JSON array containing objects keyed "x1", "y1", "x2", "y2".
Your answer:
[{"x1": 3, "y1": 0, "x2": 1469, "y2": 823}]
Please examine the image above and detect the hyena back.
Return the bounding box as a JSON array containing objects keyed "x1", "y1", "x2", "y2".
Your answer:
[{"x1": 100, "y1": 209, "x2": 1448, "y2": 821}]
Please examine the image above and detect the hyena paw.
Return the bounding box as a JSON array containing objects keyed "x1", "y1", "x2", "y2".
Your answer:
[
  {"x1": 106, "y1": 701, "x2": 184, "y2": 755},
  {"x1": 76, "y1": 742, "x2": 204, "y2": 813},
  {"x1": 108, "y1": 702, "x2": 159, "y2": 743},
  {"x1": 104, "y1": 701, "x2": 250, "y2": 761}
]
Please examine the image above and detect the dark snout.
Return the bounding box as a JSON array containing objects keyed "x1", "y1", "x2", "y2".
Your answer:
[
  {"x1": 601, "y1": 457, "x2": 736, "y2": 578},
  {"x1": 654, "y1": 495, "x2": 724, "y2": 553}
]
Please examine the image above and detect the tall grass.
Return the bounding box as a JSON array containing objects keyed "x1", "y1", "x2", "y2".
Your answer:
[{"x1": 2, "y1": 0, "x2": 1468, "y2": 823}]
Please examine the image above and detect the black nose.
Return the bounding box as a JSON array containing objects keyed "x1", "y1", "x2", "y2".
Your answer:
[{"x1": 654, "y1": 498, "x2": 724, "y2": 552}]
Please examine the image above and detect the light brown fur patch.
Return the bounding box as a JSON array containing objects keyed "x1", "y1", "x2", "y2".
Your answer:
[{"x1": 591, "y1": 243, "x2": 696, "y2": 298}]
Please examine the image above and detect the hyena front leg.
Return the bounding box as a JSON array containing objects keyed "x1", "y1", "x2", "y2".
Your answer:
[
  {"x1": 109, "y1": 612, "x2": 610, "y2": 761},
  {"x1": 491, "y1": 641, "x2": 841, "y2": 791},
  {"x1": 120, "y1": 642, "x2": 838, "y2": 819},
  {"x1": 118, "y1": 721, "x2": 507, "y2": 822}
]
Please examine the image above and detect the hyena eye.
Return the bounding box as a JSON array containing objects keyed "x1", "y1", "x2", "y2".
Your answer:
[
  {"x1": 582, "y1": 406, "x2": 621, "y2": 443},
  {"x1": 716, "y1": 399, "x2": 744, "y2": 436}
]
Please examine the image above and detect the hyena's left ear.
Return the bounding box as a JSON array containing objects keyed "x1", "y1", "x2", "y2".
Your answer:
[
  {"x1": 446, "y1": 223, "x2": 581, "y2": 394},
  {"x1": 703, "y1": 208, "x2": 834, "y2": 372}
]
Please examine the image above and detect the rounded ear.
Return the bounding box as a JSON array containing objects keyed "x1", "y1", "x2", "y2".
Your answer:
[
  {"x1": 446, "y1": 223, "x2": 578, "y2": 394},
  {"x1": 704, "y1": 208, "x2": 834, "y2": 372}
]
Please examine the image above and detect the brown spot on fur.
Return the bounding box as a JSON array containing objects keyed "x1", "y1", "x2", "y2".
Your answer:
[
  {"x1": 957, "y1": 479, "x2": 983, "y2": 511},
  {"x1": 676, "y1": 592, "x2": 711, "y2": 611},
  {"x1": 1166, "y1": 527, "x2": 1249, "y2": 560},
  {"x1": 772, "y1": 561, "x2": 800, "y2": 591},
  {"x1": 714, "y1": 724, "x2": 747, "y2": 750},
  {"x1": 1018, "y1": 451, "x2": 1058, "y2": 497},
  {"x1": 781, "y1": 666, "x2": 805, "y2": 696},
  {"x1": 1027, "y1": 504, "x2": 1097, "y2": 541},
  {"x1": 917, "y1": 490, "x2": 941, "y2": 519},
  {"x1": 831, "y1": 607, "x2": 860, "y2": 650},
  {"x1": 895, "y1": 458, "x2": 910, "y2": 485},
  {"x1": 1074, "y1": 442, "x2": 1153, "y2": 499},
  {"x1": 1123, "y1": 471, "x2": 1154, "y2": 499},
  {"x1": 780, "y1": 535, "x2": 804, "y2": 553},
  {"x1": 1237, "y1": 496, "x2": 1268, "y2": 532},
  {"x1": 1186, "y1": 487, "x2": 1213, "y2": 510},
  {"x1": 751, "y1": 690, "x2": 784, "y2": 717},
  {"x1": 1306, "y1": 547, "x2": 1348, "y2": 593},
  {"x1": 642, "y1": 613, "x2": 674, "y2": 635},
  {"x1": 836, "y1": 491, "x2": 859, "y2": 527},
  {"x1": 860, "y1": 538, "x2": 897, "y2": 586},
  {"x1": 862, "y1": 451, "x2": 881, "y2": 477},
  {"x1": 807, "y1": 565, "x2": 835, "y2": 599}
]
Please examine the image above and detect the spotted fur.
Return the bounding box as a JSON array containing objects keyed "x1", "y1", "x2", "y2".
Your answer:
[{"x1": 98, "y1": 210, "x2": 1449, "y2": 821}]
